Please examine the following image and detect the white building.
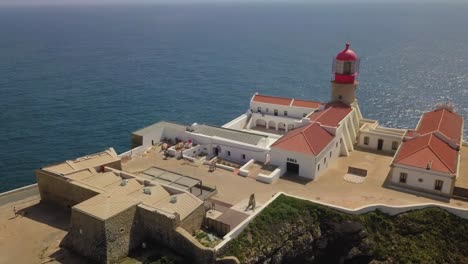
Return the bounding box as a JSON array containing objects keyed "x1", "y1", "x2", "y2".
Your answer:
[
  {"x1": 390, "y1": 107, "x2": 464, "y2": 197},
  {"x1": 130, "y1": 43, "x2": 465, "y2": 198}
]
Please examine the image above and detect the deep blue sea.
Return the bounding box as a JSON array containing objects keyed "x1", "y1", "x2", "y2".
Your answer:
[{"x1": 1, "y1": 2, "x2": 468, "y2": 192}]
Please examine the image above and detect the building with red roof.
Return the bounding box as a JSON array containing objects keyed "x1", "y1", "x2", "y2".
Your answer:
[{"x1": 390, "y1": 107, "x2": 464, "y2": 196}]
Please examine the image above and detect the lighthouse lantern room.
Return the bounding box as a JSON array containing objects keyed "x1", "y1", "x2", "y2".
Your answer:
[{"x1": 331, "y1": 43, "x2": 360, "y2": 105}]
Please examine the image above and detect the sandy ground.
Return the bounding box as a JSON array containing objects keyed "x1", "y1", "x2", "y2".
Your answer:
[
  {"x1": 123, "y1": 148, "x2": 468, "y2": 209},
  {"x1": 0, "y1": 197, "x2": 83, "y2": 264}
]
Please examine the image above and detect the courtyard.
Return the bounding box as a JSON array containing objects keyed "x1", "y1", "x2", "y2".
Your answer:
[{"x1": 122, "y1": 147, "x2": 468, "y2": 209}]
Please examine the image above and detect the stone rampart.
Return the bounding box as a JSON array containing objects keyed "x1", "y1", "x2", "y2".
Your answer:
[{"x1": 35, "y1": 170, "x2": 99, "y2": 208}]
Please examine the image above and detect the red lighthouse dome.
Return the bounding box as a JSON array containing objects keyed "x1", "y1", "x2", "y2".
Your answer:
[
  {"x1": 336, "y1": 43, "x2": 358, "y2": 61},
  {"x1": 333, "y1": 43, "x2": 359, "y2": 84}
]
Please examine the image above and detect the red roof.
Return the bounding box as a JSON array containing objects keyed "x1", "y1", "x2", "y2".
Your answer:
[
  {"x1": 307, "y1": 101, "x2": 353, "y2": 127},
  {"x1": 271, "y1": 123, "x2": 334, "y2": 155},
  {"x1": 291, "y1": 99, "x2": 322, "y2": 109},
  {"x1": 252, "y1": 94, "x2": 322, "y2": 109},
  {"x1": 336, "y1": 43, "x2": 358, "y2": 61},
  {"x1": 416, "y1": 108, "x2": 463, "y2": 142},
  {"x1": 252, "y1": 94, "x2": 292, "y2": 106},
  {"x1": 394, "y1": 133, "x2": 458, "y2": 174}
]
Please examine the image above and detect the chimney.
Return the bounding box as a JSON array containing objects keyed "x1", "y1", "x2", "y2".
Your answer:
[{"x1": 426, "y1": 160, "x2": 433, "y2": 170}]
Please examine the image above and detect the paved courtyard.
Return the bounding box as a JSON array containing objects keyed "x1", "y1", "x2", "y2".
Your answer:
[{"x1": 123, "y1": 148, "x2": 468, "y2": 209}]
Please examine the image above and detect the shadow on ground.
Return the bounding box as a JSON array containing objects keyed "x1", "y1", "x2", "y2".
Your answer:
[{"x1": 18, "y1": 202, "x2": 70, "y2": 231}]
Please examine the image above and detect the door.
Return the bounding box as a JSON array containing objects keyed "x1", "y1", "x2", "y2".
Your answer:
[
  {"x1": 377, "y1": 139, "x2": 384, "y2": 151},
  {"x1": 286, "y1": 162, "x2": 299, "y2": 174}
]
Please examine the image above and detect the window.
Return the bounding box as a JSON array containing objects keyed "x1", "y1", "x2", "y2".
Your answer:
[
  {"x1": 227, "y1": 151, "x2": 231, "y2": 156},
  {"x1": 336, "y1": 142, "x2": 338, "y2": 147},
  {"x1": 242, "y1": 154, "x2": 246, "y2": 160},
  {"x1": 287, "y1": 158, "x2": 297, "y2": 163},
  {"x1": 317, "y1": 164, "x2": 320, "y2": 171},
  {"x1": 338, "y1": 95, "x2": 343, "y2": 100},
  {"x1": 364, "y1": 136, "x2": 370, "y2": 145},
  {"x1": 266, "y1": 108, "x2": 269, "y2": 113},
  {"x1": 418, "y1": 178, "x2": 423, "y2": 183},
  {"x1": 324, "y1": 157, "x2": 327, "y2": 164},
  {"x1": 330, "y1": 151, "x2": 332, "y2": 158},
  {"x1": 392, "y1": 141, "x2": 398, "y2": 150},
  {"x1": 303, "y1": 113, "x2": 307, "y2": 117},
  {"x1": 257, "y1": 107, "x2": 261, "y2": 112},
  {"x1": 284, "y1": 110, "x2": 288, "y2": 116},
  {"x1": 274, "y1": 109, "x2": 278, "y2": 116},
  {"x1": 435, "y1": 180, "x2": 444, "y2": 191},
  {"x1": 343, "y1": 61, "x2": 353, "y2": 75},
  {"x1": 399, "y1": 173, "x2": 407, "y2": 184}
]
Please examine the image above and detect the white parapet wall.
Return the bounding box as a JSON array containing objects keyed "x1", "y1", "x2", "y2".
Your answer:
[
  {"x1": 118, "y1": 146, "x2": 147, "y2": 159},
  {"x1": 238, "y1": 159, "x2": 255, "y2": 177},
  {"x1": 215, "y1": 191, "x2": 468, "y2": 253},
  {"x1": 256, "y1": 167, "x2": 283, "y2": 184},
  {"x1": 222, "y1": 114, "x2": 250, "y2": 130}
]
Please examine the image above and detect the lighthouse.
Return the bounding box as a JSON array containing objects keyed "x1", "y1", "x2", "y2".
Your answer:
[{"x1": 331, "y1": 43, "x2": 359, "y2": 105}]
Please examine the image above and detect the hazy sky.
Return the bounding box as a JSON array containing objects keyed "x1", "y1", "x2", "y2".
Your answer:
[{"x1": 0, "y1": 0, "x2": 461, "y2": 6}]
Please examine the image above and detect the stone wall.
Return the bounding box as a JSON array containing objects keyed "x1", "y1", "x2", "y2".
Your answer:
[
  {"x1": 105, "y1": 205, "x2": 142, "y2": 264},
  {"x1": 171, "y1": 227, "x2": 216, "y2": 263},
  {"x1": 36, "y1": 170, "x2": 99, "y2": 208},
  {"x1": 61, "y1": 209, "x2": 107, "y2": 263},
  {"x1": 138, "y1": 205, "x2": 216, "y2": 264},
  {"x1": 180, "y1": 203, "x2": 205, "y2": 235}
]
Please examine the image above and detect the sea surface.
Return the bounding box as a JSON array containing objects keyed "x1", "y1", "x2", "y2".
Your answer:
[{"x1": 1, "y1": 2, "x2": 468, "y2": 192}]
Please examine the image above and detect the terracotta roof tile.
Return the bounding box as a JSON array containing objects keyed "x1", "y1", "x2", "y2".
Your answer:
[
  {"x1": 291, "y1": 99, "x2": 322, "y2": 109},
  {"x1": 416, "y1": 108, "x2": 463, "y2": 142},
  {"x1": 252, "y1": 94, "x2": 292, "y2": 106},
  {"x1": 252, "y1": 94, "x2": 323, "y2": 108},
  {"x1": 394, "y1": 133, "x2": 458, "y2": 174},
  {"x1": 271, "y1": 123, "x2": 334, "y2": 155},
  {"x1": 307, "y1": 101, "x2": 353, "y2": 127}
]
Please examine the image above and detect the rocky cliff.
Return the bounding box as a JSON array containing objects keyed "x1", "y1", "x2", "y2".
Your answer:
[{"x1": 221, "y1": 195, "x2": 468, "y2": 264}]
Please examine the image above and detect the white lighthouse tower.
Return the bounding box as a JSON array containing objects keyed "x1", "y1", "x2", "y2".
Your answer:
[{"x1": 331, "y1": 43, "x2": 359, "y2": 105}]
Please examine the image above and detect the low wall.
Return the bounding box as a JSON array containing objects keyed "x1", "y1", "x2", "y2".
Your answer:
[
  {"x1": 238, "y1": 159, "x2": 255, "y2": 177},
  {"x1": 0, "y1": 184, "x2": 38, "y2": 207},
  {"x1": 215, "y1": 192, "x2": 282, "y2": 253},
  {"x1": 215, "y1": 191, "x2": 468, "y2": 255},
  {"x1": 118, "y1": 146, "x2": 146, "y2": 159},
  {"x1": 171, "y1": 227, "x2": 216, "y2": 263},
  {"x1": 179, "y1": 203, "x2": 205, "y2": 235},
  {"x1": 36, "y1": 170, "x2": 100, "y2": 208},
  {"x1": 256, "y1": 167, "x2": 283, "y2": 184},
  {"x1": 203, "y1": 158, "x2": 236, "y2": 172}
]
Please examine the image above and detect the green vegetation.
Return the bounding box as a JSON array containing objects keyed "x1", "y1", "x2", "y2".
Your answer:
[
  {"x1": 194, "y1": 230, "x2": 222, "y2": 247},
  {"x1": 222, "y1": 194, "x2": 468, "y2": 264},
  {"x1": 119, "y1": 245, "x2": 186, "y2": 264}
]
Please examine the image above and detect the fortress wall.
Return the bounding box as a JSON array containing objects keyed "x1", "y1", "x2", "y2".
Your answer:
[
  {"x1": 138, "y1": 206, "x2": 215, "y2": 263},
  {"x1": 61, "y1": 209, "x2": 107, "y2": 263},
  {"x1": 171, "y1": 227, "x2": 216, "y2": 264},
  {"x1": 179, "y1": 203, "x2": 205, "y2": 235},
  {"x1": 35, "y1": 170, "x2": 99, "y2": 208},
  {"x1": 104, "y1": 205, "x2": 142, "y2": 264},
  {"x1": 138, "y1": 206, "x2": 180, "y2": 245}
]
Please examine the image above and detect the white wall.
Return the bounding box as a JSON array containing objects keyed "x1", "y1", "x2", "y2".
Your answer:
[
  {"x1": 222, "y1": 114, "x2": 250, "y2": 130},
  {"x1": 358, "y1": 132, "x2": 401, "y2": 153},
  {"x1": 249, "y1": 101, "x2": 316, "y2": 120},
  {"x1": 391, "y1": 165, "x2": 454, "y2": 196},
  {"x1": 314, "y1": 136, "x2": 343, "y2": 178},
  {"x1": 269, "y1": 148, "x2": 316, "y2": 179},
  {"x1": 250, "y1": 112, "x2": 301, "y2": 132}
]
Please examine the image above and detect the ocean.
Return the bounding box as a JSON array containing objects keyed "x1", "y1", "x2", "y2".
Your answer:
[{"x1": 1, "y1": 2, "x2": 468, "y2": 192}]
